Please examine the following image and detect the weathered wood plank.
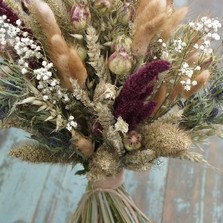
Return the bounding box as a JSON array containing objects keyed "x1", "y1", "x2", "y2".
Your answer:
[
  {"x1": 163, "y1": 138, "x2": 223, "y2": 223},
  {"x1": 0, "y1": 129, "x2": 168, "y2": 223},
  {"x1": 125, "y1": 159, "x2": 169, "y2": 223}
]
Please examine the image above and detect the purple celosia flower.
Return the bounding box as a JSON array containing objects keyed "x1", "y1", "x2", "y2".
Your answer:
[
  {"x1": 113, "y1": 60, "x2": 171, "y2": 130},
  {"x1": 0, "y1": 0, "x2": 31, "y2": 33}
]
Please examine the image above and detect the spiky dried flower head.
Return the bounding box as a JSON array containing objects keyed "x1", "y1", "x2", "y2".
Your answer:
[
  {"x1": 9, "y1": 142, "x2": 79, "y2": 164},
  {"x1": 122, "y1": 149, "x2": 156, "y2": 171},
  {"x1": 140, "y1": 121, "x2": 192, "y2": 157},
  {"x1": 87, "y1": 146, "x2": 121, "y2": 182}
]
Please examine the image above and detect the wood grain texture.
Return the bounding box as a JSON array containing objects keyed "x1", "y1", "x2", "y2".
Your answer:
[{"x1": 1, "y1": 0, "x2": 223, "y2": 223}]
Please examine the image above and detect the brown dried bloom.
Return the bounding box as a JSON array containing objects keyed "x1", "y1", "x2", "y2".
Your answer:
[
  {"x1": 122, "y1": 149, "x2": 156, "y2": 171},
  {"x1": 140, "y1": 122, "x2": 192, "y2": 157},
  {"x1": 87, "y1": 146, "x2": 121, "y2": 182},
  {"x1": 9, "y1": 143, "x2": 78, "y2": 164},
  {"x1": 71, "y1": 131, "x2": 94, "y2": 157}
]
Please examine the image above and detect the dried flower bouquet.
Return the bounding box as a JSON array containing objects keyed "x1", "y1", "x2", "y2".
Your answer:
[{"x1": 0, "y1": 0, "x2": 223, "y2": 222}]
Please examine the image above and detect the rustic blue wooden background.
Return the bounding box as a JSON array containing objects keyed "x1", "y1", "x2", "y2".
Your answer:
[{"x1": 1, "y1": 0, "x2": 223, "y2": 222}]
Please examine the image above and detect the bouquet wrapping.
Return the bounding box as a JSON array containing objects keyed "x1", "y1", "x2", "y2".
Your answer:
[{"x1": 0, "y1": 0, "x2": 222, "y2": 222}]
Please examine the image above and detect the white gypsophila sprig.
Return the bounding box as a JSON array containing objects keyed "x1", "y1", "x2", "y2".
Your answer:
[
  {"x1": 0, "y1": 15, "x2": 72, "y2": 106},
  {"x1": 66, "y1": 115, "x2": 78, "y2": 131},
  {"x1": 189, "y1": 17, "x2": 221, "y2": 55},
  {"x1": 178, "y1": 62, "x2": 200, "y2": 91},
  {"x1": 173, "y1": 39, "x2": 187, "y2": 53},
  {"x1": 157, "y1": 38, "x2": 170, "y2": 60},
  {"x1": 189, "y1": 17, "x2": 222, "y2": 40}
]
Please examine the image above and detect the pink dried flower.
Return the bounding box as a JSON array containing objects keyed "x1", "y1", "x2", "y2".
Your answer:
[{"x1": 70, "y1": 3, "x2": 91, "y2": 30}]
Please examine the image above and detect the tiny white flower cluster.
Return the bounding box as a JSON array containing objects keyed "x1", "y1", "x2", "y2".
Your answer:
[
  {"x1": 180, "y1": 79, "x2": 197, "y2": 91},
  {"x1": 157, "y1": 39, "x2": 170, "y2": 60},
  {"x1": 0, "y1": 16, "x2": 42, "y2": 75},
  {"x1": 179, "y1": 62, "x2": 200, "y2": 91},
  {"x1": 189, "y1": 17, "x2": 222, "y2": 41},
  {"x1": 193, "y1": 39, "x2": 213, "y2": 55},
  {"x1": 66, "y1": 115, "x2": 78, "y2": 131},
  {"x1": 173, "y1": 39, "x2": 187, "y2": 53},
  {"x1": 0, "y1": 15, "x2": 72, "y2": 105}
]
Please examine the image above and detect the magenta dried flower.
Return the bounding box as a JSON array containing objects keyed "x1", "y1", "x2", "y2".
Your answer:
[{"x1": 113, "y1": 60, "x2": 170, "y2": 129}]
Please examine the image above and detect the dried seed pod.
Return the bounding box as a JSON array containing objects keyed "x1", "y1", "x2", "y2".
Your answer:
[
  {"x1": 70, "y1": 3, "x2": 91, "y2": 30},
  {"x1": 123, "y1": 130, "x2": 142, "y2": 151}
]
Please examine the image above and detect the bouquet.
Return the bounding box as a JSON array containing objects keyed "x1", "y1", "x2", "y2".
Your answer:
[{"x1": 0, "y1": 0, "x2": 222, "y2": 222}]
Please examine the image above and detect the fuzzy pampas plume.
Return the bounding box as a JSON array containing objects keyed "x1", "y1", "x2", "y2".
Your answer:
[
  {"x1": 132, "y1": 0, "x2": 188, "y2": 56},
  {"x1": 31, "y1": 0, "x2": 87, "y2": 90},
  {"x1": 132, "y1": 0, "x2": 168, "y2": 56}
]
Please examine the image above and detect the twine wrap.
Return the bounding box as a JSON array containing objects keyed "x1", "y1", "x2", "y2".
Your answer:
[
  {"x1": 90, "y1": 170, "x2": 124, "y2": 190},
  {"x1": 69, "y1": 170, "x2": 152, "y2": 223}
]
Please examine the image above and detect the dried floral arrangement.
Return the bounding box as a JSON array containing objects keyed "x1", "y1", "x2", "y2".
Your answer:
[{"x1": 0, "y1": 0, "x2": 223, "y2": 222}]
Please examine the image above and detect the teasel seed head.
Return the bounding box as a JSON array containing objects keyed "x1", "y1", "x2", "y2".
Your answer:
[
  {"x1": 140, "y1": 122, "x2": 192, "y2": 157},
  {"x1": 87, "y1": 146, "x2": 121, "y2": 182}
]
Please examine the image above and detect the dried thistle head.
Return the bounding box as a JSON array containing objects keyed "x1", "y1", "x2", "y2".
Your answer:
[
  {"x1": 87, "y1": 146, "x2": 121, "y2": 182},
  {"x1": 122, "y1": 149, "x2": 156, "y2": 171},
  {"x1": 140, "y1": 121, "x2": 192, "y2": 157}
]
